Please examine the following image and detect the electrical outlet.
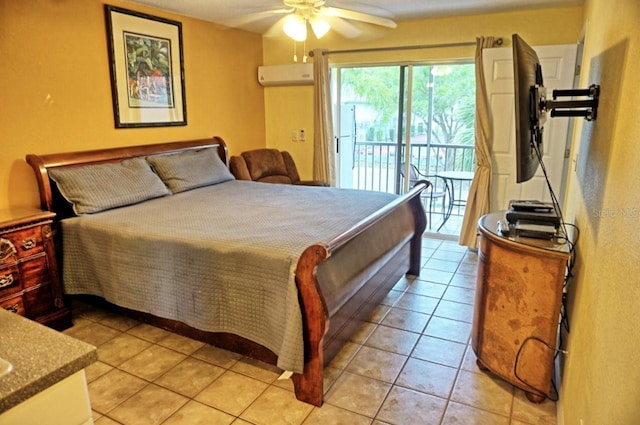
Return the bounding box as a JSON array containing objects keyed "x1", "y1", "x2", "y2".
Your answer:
[
  {"x1": 291, "y1": 131, "x2": 298, "y2": 142},
  {"x1": 299, "y1": 128, "x2": 306, "y2": 141}
]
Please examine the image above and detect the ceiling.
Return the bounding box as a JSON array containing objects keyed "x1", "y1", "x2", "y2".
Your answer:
[{"x1": 128, "y1": 0, "x2": 584, "y2": 35}]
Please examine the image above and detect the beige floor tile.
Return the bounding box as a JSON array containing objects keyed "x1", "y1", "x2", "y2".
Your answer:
[
  {"x1": 195, "y1": 370, "x2": 268, "y2": 416},
  {"x1": 108, "y1": 383, "x2": 188, "y2": 425},
  {"x1": 127, "y1": 323, "x2": 172, "y2": 343},
  {"x1": 230, "y1": 356, "x2": 281, "y2": 384},
  {"x1": 440, "y1": 241, "x2": 469, "y2": 253},
  {"x1": 412, "y1": 335, "x2": 466, "y2": 368},
  {"x1": 302, "y1": 403, "x2": 371, "y2": 425},
  {"x1": 405, "y1": 279, "x2": 448, "y2": 298},
  {"x1": 422, "y1": 238, "x2": 443, "y2": 249},
  {"x1": 450, "y1": 369, "x2": 514, "y2": 417},
  {"x1": 321, "y1": 366, "x2": 343, "y2": 394},
  {"x1": 365, "y1": 325, "x2": 420, "y2": 355},
  {"x1": 119, "y1": 344, "x2": 187, "y2": 381},
  {"x1": 63, "y1": 321, "x2": 121, "y2": 347},
  {"x1": 431, "y1": 249, "x2": 466, "y2": 262},
  {"x1": 380, "y1": 289, "x2": 404, "y2": 307},
  {"x1": 443, "y1": 286, "x2": 476, "y2": 305},
  {"x1": 88, "y1": 369, "x2": 148, "y2": 414},
  {"x1": 327, "y1": 341, "x2": 361, "y2": 369},
  {"x1": 346, "y1": 346, "x2": 407, "y2": 383},
  {"x1": 395, "y1": 292, "x2": 439, "y2": 314},
  {"x1": 461, "y1": 344, "x2": 481, "y2": 372},
  {"x1": 231, "y1": 419, "x2": 255, "y2": 425},
  {"x1": 424, "y1": 316, "x2": 472, "y2": 343},
  {"x1": 449, "y1": 273, "x2": 477, "y2": 289},
  {"x1": 325, "y1": 372, "x2": 391, "y2": 418},
  {"x1": 84, "y1": 360, "x2": 114, "y2": 383},
  {"x1": 456, "y1": 261, "x2": 478, "y2": 276},
  {"x1": 99, "y1": 312, "x2": 140, "y2": 332},
  {"x1": 381, "y1": 307, "x2": 430, "y2": 333},
  {"x1": 425, "y1": 258, "x2": 461, "y2": 272},
  {"x1": 95, "y1": 416, "x2": 121, "y2": 425},
  {"x1": 441, "y1": 401, "x2": 510, "y2": 425},
  {"x1": 192, "y1": 344, "x2": 242, "y2": 368},
  {"x1": 367, "y1": 303, "x2": 391, "y2": 324},
  {"x1": 434, "y1": 300, "x2": 474, "y2": 323},
  {"x1": 157, "y1": 357, "x2": 225, "y2": 397},
  {"x1": 157, "y1": 332, "x2": 206, "y2": 355},
  {"x1": 240, "y1": 386, "x2": 314, "y2": 425},
  {"x1": 350, "y1": 321, "x2": 377, "y2": 344},
  {"x1": 396, "y1": 357, "x2": 458, "y2": 399},
  {"x1": 163, "y1": 400, "x2": 235, "y2": 425},
  {"x1": 272, "y1": 374, "x2": 296, "y2": 392},
  {"x1": 98, "y1": 333, "x2": 152, "y2": 366},
  {"x1": 420, "y1": 269, "x2": 455, "y2": 285},
  {"x1": 511, "y1": 389, "x2": 557, "y2": 425},
  {"x1": 377, "y1": 386, "x2": 447, "y2": 425}
]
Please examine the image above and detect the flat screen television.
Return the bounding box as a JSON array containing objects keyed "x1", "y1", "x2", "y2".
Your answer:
[
  {"x1": 511, "y1": 33, "x2": 600, "y2": 184},
  {"x1": 512, "y1": 34, "x2": 545, "y2": 183}
]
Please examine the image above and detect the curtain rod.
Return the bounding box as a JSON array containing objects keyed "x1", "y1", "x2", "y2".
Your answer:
[{"x1": 309, "y1": 38, "x2": 502, "y2": 57}]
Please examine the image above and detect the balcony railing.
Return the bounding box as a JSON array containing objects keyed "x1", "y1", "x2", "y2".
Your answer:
[{"x1": 348, "y1": 141, "x2": 475, "y2": 230}]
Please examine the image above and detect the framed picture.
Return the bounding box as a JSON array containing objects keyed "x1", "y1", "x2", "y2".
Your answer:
[{"x1": 105, "y1": 5, "x2": 187, "y2": 128}]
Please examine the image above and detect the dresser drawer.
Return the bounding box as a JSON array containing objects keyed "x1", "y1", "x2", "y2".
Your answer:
[
  {"x1": 24, "y1": 284, "x2": 55, "y2": 318},
  {"x1": 1, "y1": 225, "x2": 45, "y2": 259},
  {"x1": 19, "y1": 253, "x2": 50, "y2": 289},
  {"x1": 0, "y1": 294, "x2": 25, "y2": 315},
  {"x1": 0, "y1": 264, "x2": 21, "y2": 296}
]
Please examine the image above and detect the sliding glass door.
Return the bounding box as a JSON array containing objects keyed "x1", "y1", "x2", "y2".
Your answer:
[{"x1": 334, "y1": 62, "x2": 475, "y2": 193}]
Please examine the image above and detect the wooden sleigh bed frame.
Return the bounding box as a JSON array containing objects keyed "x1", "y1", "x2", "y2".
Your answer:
[{"x1": 26, "y1": 136, "x2": 427, "y2": 406}]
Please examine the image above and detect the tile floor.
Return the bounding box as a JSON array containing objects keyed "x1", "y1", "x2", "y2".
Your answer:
[{"x1": 63, "y1": 237, "x2": 558, "y2": 425}]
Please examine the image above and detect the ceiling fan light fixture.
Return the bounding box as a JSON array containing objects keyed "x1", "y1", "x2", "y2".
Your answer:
[
  {"x1": 283, "y1": 14, "x2": 307, "y2": 41},
  {"x1": 309, "y1": 16, "x2": 330, "y2": 39}
]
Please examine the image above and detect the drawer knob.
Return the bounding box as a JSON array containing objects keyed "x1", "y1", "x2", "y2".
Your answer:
[
  {"x1": 0, "y1": 238, "x2": 17, "y2": 262},
  {"x1": 0, "y1": 273, "x2": 14, "y2": 289},
  {"x1": 21, "y1": 237, "x2": 37, "y2": 250}
]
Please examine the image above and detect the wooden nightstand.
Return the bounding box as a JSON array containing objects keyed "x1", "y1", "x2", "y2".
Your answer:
[{"x1": 0, "y1": 208, "x2": 71, "y2": 330}]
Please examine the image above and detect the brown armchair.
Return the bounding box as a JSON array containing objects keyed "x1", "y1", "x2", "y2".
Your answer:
[{"x1": 229, "y1": 149, "x2": 328, "y2": 186}]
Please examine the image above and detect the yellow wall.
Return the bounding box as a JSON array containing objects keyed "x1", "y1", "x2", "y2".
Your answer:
[
  {"x1": 560, "y1": 0, "x2": 640, "y2": 423},
  {"x1": 262, "y1": 6, "x2": 584, "y2": 180},
  {"x1": 0, "y1": 0, "x2": 265, "y2": 210}
]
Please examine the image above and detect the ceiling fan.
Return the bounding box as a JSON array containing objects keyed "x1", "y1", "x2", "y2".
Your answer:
[{"x1": 226, "y1": 0, "x2": 397, "y2": 41}]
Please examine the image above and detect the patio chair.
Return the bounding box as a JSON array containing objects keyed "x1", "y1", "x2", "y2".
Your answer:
[{"x1": 400, "y1": 163, "x2": 449, "y2": 230}]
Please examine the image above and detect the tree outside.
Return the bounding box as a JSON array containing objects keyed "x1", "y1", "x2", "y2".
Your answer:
[{"x1": 338, "y1": 64, "x2": 476, "y2": 173}]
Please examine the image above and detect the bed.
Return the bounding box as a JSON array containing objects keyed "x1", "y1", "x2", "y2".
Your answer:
[{"x1": 26, "y1": 136, "x2": 427, "y2": 406}]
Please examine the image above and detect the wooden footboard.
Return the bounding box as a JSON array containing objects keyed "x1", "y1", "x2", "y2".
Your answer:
[
  {"x1": 25, "y1": 136, "x2": 427, "y2": 407},
  {"x1": 293, "y1": 183, "x2": 426, "y2": 405}
]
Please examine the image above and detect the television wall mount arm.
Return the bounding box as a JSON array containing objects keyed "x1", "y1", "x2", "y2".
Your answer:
[{"x1": 541, "y1": 84, "x2": 601, "y2": 121}]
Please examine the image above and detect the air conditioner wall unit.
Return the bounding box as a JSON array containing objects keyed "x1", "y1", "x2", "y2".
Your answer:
[{"x1": 258, "y1": 64, "x2": 314, "y2": 86}]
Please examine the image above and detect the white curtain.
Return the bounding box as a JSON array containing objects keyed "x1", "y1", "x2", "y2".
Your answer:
[
  {"x1": 312, "y1": 49, "x2": 336, "y2": 186},
  {"x1": 459, "y1": 37, "x2": 498, "y2": 249}
]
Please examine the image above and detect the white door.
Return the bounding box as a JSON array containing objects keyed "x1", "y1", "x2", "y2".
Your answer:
[{"x1": 483, "y1": 44, "x2": 577, "y2": 210}]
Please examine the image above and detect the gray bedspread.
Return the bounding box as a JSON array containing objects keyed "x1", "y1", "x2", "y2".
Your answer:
[{"x1": 60, "y1": 180, "x2": 398, "y2": 372}]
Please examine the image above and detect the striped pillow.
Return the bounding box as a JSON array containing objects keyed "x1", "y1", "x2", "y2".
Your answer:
[{"x1": 50, "y1": 158, "x2": 170, "y2": 215}]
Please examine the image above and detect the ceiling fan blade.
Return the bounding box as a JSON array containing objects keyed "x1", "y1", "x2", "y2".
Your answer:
[
  {"x1": 321, "y1": 6, "x2": 397, "y2": 28},
  {"x1": 326, "y1": 16, "x2": 362, "y2": 39},
  {"x1": 219, "y1": 8, "x2": 292, "y2": 29}
]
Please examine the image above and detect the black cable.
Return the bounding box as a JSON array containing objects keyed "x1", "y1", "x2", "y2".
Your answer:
[{"x1": 513, "y1": 336, "x2": 564, "y2": 402}]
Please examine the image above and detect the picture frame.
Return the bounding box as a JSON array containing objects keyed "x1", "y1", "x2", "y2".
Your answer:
[{"x1": 105, "y1": 5, "x2": 187, "y2": 128}]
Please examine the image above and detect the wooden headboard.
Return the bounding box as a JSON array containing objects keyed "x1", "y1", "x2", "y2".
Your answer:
[{"x1": 26, "y1": 136, "x2": 228, "y2": 219}]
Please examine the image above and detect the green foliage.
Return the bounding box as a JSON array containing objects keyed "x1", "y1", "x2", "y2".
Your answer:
[{"x1": 340, "y1": 64, "x2": 476, "y2": 146}]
